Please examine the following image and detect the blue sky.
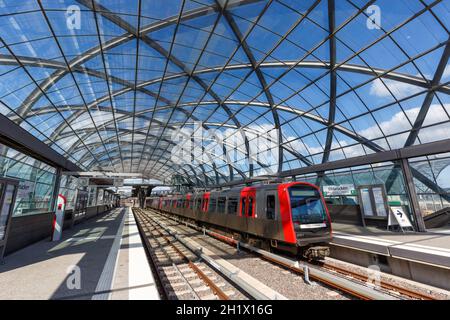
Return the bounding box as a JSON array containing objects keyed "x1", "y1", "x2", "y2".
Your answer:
[{"x1": 0, "y1": 0, "x2": 449, "y2": 183}]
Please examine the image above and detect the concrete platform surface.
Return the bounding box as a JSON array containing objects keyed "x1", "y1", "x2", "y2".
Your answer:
[
  {"x1": 0, "y1": 207, "x2": 160, "y2": 300},
  {"x1": 331, "y1": 223, "x2": 450, "y2": 268}
]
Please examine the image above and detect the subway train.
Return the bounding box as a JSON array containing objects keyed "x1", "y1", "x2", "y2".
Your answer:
[{"x1": 147, "y1": 182, "x2": 332, "y2": 259}]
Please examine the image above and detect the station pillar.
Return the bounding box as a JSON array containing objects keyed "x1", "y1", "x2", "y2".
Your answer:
[{"x1": 400, "y1": 158, "x2": 426, "y2": 232}]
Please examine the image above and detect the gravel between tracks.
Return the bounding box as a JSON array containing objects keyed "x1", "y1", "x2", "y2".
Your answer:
[{"x1": 156, "y1": 213, "x2": 351, "y2": 300}]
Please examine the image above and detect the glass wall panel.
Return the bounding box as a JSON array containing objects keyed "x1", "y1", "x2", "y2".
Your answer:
[
  {"x1": 58, "y1": 176, "x2": 79, "y2": 210},
  {"x1": 409, "y1": 153, "x2": 450, "y2": 217},
  {"x1": 88, "y1": 186, "x2": 97, "y2": 207},
  {"x1": 0, "y1": 142, "x2": 56, "y2": 216},
  {"x1": 296, "y1": 164, "x2": 410, "y2": 211}
]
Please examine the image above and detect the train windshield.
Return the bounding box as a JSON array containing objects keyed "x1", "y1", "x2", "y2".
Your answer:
[{"x1": 289, "y1": 186, "x2": 327, "y2": 224}]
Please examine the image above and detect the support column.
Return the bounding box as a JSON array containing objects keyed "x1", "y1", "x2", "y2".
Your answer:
[
  {"x1": 400, "y1": 158, "x2": 426, "y2": 232},
  {"x1": 137, "y1": 186, "x2": 146, "y2": 209}
]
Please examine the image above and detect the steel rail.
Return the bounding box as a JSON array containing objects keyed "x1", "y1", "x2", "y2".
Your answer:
[
  {"x1": 137, "y1": 208, "x2": 287, "y2": 300},
  {"x1": 151, "y1": 208, "x2": 401, "y2": 300},
  {"x1": 320, "y1": 263, "x2": 435, "y2": 300},
  {"x1": 134, "y1": 209, "x2": 230, "y2": 300}
]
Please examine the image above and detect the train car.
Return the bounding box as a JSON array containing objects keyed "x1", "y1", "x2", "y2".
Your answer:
[{"x1": 147, "y1": 182, "x2": 332, "y2": 259}]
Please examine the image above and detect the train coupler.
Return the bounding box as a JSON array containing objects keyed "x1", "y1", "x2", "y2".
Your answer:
[{"x1": 303, "y1": 246, "x2": 330, "y2": 260}]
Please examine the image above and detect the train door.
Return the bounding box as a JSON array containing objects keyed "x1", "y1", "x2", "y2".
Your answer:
[
  {"x1": 201, "y1": 193, "x2": 210, "y2": 213},
  {"x1": 0, "y1": 178, "x2": 18, "y2": 261},
  {"x1": 239, "y1": 187, "x2": 256, "y2": 218},
  {"x1": 240, "y1": 196, "x2": 246, "y2": 216}
]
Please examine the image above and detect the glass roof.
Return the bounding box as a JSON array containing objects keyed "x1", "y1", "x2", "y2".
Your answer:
[{"x1": 0, "y1": 0, "x2": 449, "y2": 185}]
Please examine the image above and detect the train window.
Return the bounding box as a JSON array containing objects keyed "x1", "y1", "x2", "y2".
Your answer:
[
  {"x1": 209, "y1": 198, "x2": 217, "y2": 213},
  {"x1": 196, "y1": 198, "x2": 202, "y2": 209},
  {"x1": 227, "y1": 198, "x2": 238, "y2": 215},
  {"x1": 266, "y1": 195, "x2": 275, "y2": 220},
  {"x1": 289, "y1": 186, "x2": 327, "y2": 224},
  {"x1": 217, "y1": 197, "x2": 226, "y2": 214},
  {"x1": 247, "y1": 197, "x2": 253, "y2": 217}
]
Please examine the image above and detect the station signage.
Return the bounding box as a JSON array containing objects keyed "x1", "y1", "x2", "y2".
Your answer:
[
  {"x1": 322, "y1": 184, "x2": 356, "y2": 196},
  {"x1": 388, "y1": 206, "x2": 413, "y2": 229},
  {"x1": 17, "y1": 181, "x2": 35, "y2": 198}
]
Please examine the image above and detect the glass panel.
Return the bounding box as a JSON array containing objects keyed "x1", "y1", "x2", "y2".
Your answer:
[
  {"x1": 217, "y1": 197, "x2": 226, "y2": 214},
  {"x1": 360, "y1": 188, "x2": 374, "y2": 217},
  {"x1": 373, "y1": 187, "x2": 388, "y2": 217},
  {"x1": 0, "y1": 184, "x2": 15, "y2": 241},
  {"x1": 289, "y1": 186, "x2": 326, "y2": 224},
  {"x1": 208, "y1": 198, "x2": 216, "y2": 213},
  {"x1": 241, "y1": 198, "x2": 246, "y2": 216},
  {"x1": 266, "y1": 195, "x2": 275, "y2": 220},
  {"x1": 247, "y1": 197, "x2": 253, "y2": 217},
  {"x1": 227, "y1": 198, "x2": 238, "y2": 215}
]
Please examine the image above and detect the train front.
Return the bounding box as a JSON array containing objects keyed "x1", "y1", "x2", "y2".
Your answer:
[{"x1": 283, "y1": 182, "x2": 332, "y2": 260}]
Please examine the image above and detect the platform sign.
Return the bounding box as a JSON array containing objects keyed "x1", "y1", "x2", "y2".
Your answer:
[
  {"x1": 323, "y1": 184, "x2": 356, "y2": 196},
  {"x1": 17, "y1": 181, "x2": 35, "y2": 198},
  {"x1": 388, "y1": 206, "x2": 413, "y2": 231},
  {"x1": 52, "y1": 194, "x2": 66, "y2": 241}
]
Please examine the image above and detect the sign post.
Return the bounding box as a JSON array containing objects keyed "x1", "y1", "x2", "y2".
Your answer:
[
  {"x1": 52, "y1": 194, "x2": 66, "y2": 241},
  {"x1": 388, "y1": 206, "x2": 414, "y2": 232}
]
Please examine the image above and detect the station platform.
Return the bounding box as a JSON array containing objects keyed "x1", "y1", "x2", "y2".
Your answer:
[
  {"x1": 331, "y1": 223, "x2": 450, "y2": 268},
  {"x1": 330, "y1": 223, "x2": 450, "y2": 290},
  {"x1": 0, "y1": 208, "x2": 160, "y2": 300}
]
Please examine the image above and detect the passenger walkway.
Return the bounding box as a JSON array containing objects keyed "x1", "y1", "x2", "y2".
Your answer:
[{"x1": 0, "y1": 208, "x2": 160, "y2": 300}]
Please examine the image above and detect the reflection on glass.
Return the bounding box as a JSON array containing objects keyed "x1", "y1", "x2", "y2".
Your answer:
[
  {"x1": 0, "y1": 184, "x2": 15, "y2": 241},
  {"x1": 360, "y1": 188, "x2": 374, "y2": 217},
  {"x1": 373, "y1": 187, "x2": 387, "y2": 217}
]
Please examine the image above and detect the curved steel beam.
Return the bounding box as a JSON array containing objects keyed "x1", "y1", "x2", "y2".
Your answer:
[
  {"x1": 3, "y1": 55, "x2": 447, "y2": 99},
  {"x1": 322, "y1": 0, "x2": 337, "y2": 165},
  {"x1": 75, "y1": 0, "x2": 251, "y2": 177},
  {"x1": 11, "y1": 0, "x2": 262, "y2": 120},
  {"x1": 77, "y1": 138, "x2": 243, "y2": 181},
  {"x1": 44, "y1": 99, "x2": 382, "y2": 164},
  {"x1": 219, "y1": 0, "x2": 283, "y2": 173},
  {"x1": 69, "y1": 127, "x2": 266, "y2": 177}
]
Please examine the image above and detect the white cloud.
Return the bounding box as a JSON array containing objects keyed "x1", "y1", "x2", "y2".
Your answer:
[
  {"x1": 369, "y1": 78, "x2": 423, "y2": 98},
  {"x1": 167, "y1": 103, "x2": 450, "y2": 172}
]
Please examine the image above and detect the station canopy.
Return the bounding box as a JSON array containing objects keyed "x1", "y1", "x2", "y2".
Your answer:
[{"x1": 0, "y1": 0, "x2": 449, "y2": 185}]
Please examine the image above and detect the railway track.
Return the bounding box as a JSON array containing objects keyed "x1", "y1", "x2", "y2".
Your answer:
[
  {"x1": 134, "y1": 210, "x2": 242, "y2": 300},
  {"x1": 134, "y1": 209, "x2": 287, "y2": 300},
  {"x1": 143, "y1": 208, "x2": 439, "y2": 300},
  {"x1": 319, "y1": 262, "x2": 435, "y2": 300}
]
